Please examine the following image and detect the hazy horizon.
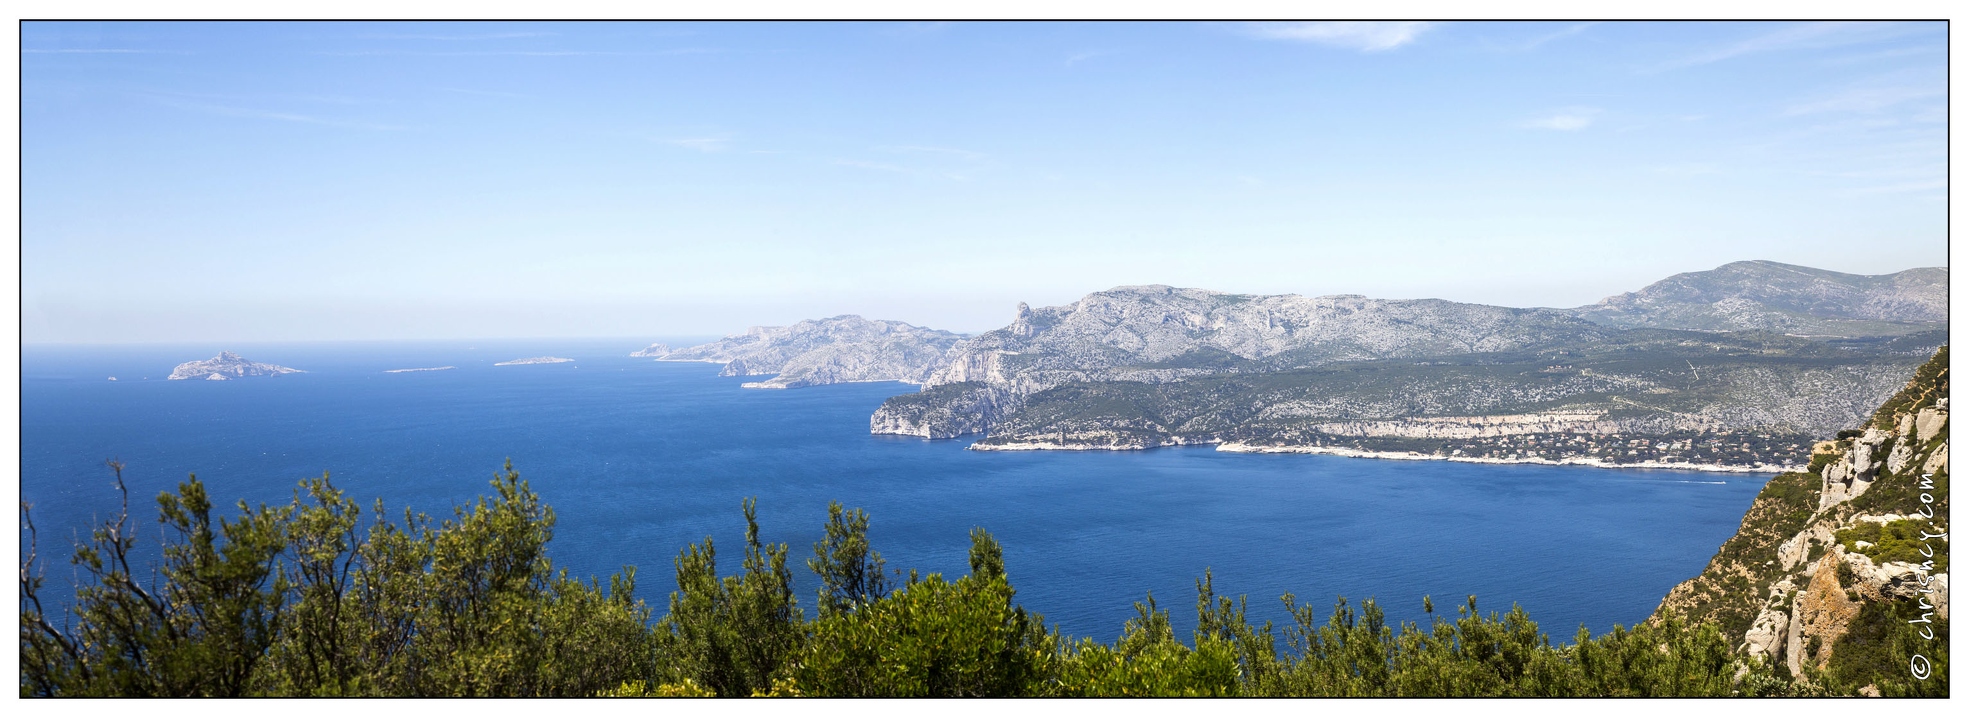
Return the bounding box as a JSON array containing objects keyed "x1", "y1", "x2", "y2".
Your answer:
[{"x1": 24, "y1": 21, "x2": 1947, "y2": 343}]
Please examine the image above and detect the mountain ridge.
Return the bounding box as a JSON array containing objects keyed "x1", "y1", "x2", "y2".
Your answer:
[
  {"x1": 862, "y1": 262, "x2": 1945, "y2": 467},
  {"x1": 1568, "y1": 260, "x2": 1945, "y2": 336}
]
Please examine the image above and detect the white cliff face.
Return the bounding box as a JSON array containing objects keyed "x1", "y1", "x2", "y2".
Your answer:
[
  {"x1": 923, "y1": 287, "x2": 1613, "y2": 390},
  {"x1": 881, "y1": 287, "x2": 1620, "y2": 439},
  {"x1": 167, "y1": 352, "x2": 305, "y2": 380},
  {"x1": 1821, "y1": 428, "x2": 1890, "y2": 509},
  {"x1": 663, "y1": 315, "x2": 966, "y2": 389}
]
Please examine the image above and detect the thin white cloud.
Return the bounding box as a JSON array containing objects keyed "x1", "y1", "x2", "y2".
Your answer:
[
  {"x1": 140, "y1": 89, "x2": 379, "y2": 106},
  {"x1": 1651, "y1": 21, "x2": 1928, "y2": 72},
  {"x1": 317, "y1": 48, "x2": 719, "y2": 57},
  {"x1": 836, "y1": 159, "x2": 910, "y2": 173},
  {"x1": 1822, "y1": 44, "x2": 1942, "y2": 66},
  {"x1": 666, "y1": 137, "x2": 731, "y2": 152},
  {"x1": 23, "y1": 48, "x2": 185, "y2": 54},
  {"x1": 878, "y1": 145, "x2": 987, "y2": 161},
  {"x1": 152, "y1": 97, "x2": 406, "y2": 131},
  {"x1": 1244, "y1": 22, "x2": 1435, "y2": 52},
  {"x1": 1497, "y1": 22, "x2": 1598, "y2": 52},
  {"x1": 1522, "y1": 107, "x2": 1602, "y2": 131},
  {"x1": 834, "y1": 158, "x2": 967, "y2": 181},
  {"x1": 1845, "y1": 179, "x2": 1945, "y2": 195},
  {"x1": 440, "y1": 87, "x2": 531, "y2": 99},
  {"x1": 358, "y1": 32, "x2": 557, "y2": 41},
  {"x1": 1065, "y1": 50, "x2": 1116, "y2": 67},
  {"x1": 880, "y1": 22, "x2": 954, "y2": 38},
  {"x1": 1650, "y1": 163, "x2": 1722, "y2": 176},
  {"x1": 1785, "y1": 83, "x2": 1943, "y2": 116}
]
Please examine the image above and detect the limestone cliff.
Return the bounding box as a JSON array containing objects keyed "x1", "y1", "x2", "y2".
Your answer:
[
  {"x1": 662, "y1": 315, "x2": 965, "y2": 389},
  {"x1": 1653, "y1": 346, "x2": 1948, "y2": 696},
  {"x1": 869, "y1": 275, "x2": 1937, "y2": 462}
]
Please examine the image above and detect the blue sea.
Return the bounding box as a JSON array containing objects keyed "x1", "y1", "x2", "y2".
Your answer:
[{"x1": 20, "y1": 339, "x2": 1768, "y2": 641}]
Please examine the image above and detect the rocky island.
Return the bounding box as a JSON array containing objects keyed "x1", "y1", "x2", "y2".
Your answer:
[
  {"x1": 494, "y1": 357, "x2": 574, "y2": 366},
  {"x1": 630, "y1": 343, "x2": 671, "y2": 358},
  {"x1": 862, "y1": 261, "x2": 1945, "y2": 471},
  {"x1": 167, "y1": 351, "x2": 306, "y2": 381},
  {"x1": 661, "y1": 315, "x2": 965, "y2": 389}
]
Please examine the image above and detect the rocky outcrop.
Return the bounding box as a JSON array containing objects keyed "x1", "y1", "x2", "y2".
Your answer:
[
  {"x1": 1652, "y1": 346, "x2": 1948, "y2": 693},
  {"x1": 920, "y1": 287, "x2": 1616, "y2": 390},
  {"x1": 868, "y1": 382, "x2": 1016, "y2": 438},
  {"x1": 630, "y1": 343, "x2": 671, "y2": 357},
  {"x1": 1571, "y1": 260, "x2": 1946, "y2": 336},
  {"x1": 664, "y1": 315, "x2": 964, "y2": 390},
  {"x1": 167, "y1": 351, "x2": 305, "y2": 380}
]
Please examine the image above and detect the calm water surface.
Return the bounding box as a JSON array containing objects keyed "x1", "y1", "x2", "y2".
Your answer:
[{"x1": 21, "y1": 340, "x2": 1768, "y2": 640}]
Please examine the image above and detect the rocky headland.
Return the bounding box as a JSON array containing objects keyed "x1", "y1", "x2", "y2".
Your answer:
[
  {"x1": 862, "y1": 262, "x2": 1944, "y2": 471},
  {"x1": 167, "y1": 351, "x2": 306, "y2": 381},
  {"x1": 630, "y1": 343, "x2": 671, "y2": 358},
  {"x1": 662, "y1": 315, "x2": 965, "y2": 389},
  {"x1": 1652, "y1": 346, "x2": 1948, "y2": 695}
]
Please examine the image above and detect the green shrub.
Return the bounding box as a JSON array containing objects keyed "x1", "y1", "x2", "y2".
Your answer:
[{"x1": 1835, "y1": 520, "x2": 1949, "y2": 573}]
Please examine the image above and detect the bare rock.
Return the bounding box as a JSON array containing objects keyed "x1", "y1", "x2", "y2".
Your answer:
[
  {"x1": 168, "y1": 351, "x2": 305, "y2": 380},
  {"x1": 666, "y1": 315, "x2": 964, "y2": 389},
  {"x1": 1917, "y1": 407, "x2": 1947, "y2": 443}
]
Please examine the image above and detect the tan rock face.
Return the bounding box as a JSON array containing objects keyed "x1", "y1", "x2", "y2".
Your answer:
[{"x1": 1793, "y1": 551, "x2": 1864, "y2": 671}]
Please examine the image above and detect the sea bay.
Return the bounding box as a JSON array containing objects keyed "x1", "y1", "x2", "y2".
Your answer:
[{"x1": 21, "y1": 340, "x2": 1769, "y2": 641}]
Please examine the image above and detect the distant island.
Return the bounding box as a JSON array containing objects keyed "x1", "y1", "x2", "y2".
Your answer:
[
  {"x1": 167, "y1": 351, "x2": 306, "y2": 381},
  {"x1": 494, "y1": 357, "x2": 574, "y2": 366},
  {"x1": 384, "y1": 366, "x2": 456, "y2": 373},
  {"x1": 630, "y1": 343, "x2": 671, "y2": 357}
]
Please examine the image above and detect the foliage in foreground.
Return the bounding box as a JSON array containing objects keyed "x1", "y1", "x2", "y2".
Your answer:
[{"x1": 20, "y1": 462, "x2": 1937, "y2": 697}]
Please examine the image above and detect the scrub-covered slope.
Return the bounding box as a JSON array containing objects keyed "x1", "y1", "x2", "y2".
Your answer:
[{"x1": 1653, "y1": 346, "x2": 1948, "y2": 696}]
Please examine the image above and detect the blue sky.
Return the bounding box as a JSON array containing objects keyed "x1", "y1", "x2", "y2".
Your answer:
[{"x1": 21, "y1": 21, "x2": 1948, "y2": 342}]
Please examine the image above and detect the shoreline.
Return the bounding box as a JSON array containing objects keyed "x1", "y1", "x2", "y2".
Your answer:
[
  {"x1": 742, "y1": 378, "x2": 923, "y2": 390},
  {"x1": 971, "y1": 439, "x2": 1799, "y2": 474},
  {"x1": 1215, "y1": 442, "x2": 1800, "y2": 474}
]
